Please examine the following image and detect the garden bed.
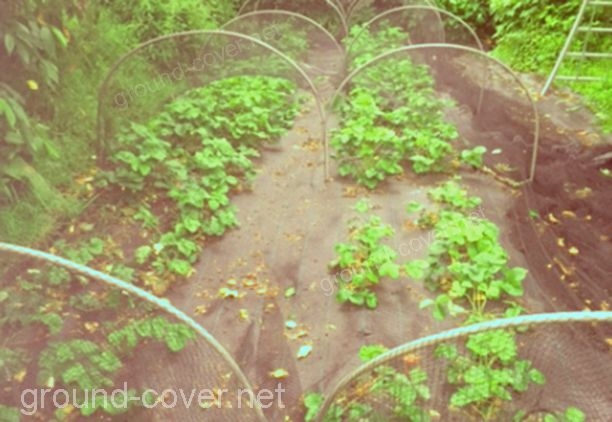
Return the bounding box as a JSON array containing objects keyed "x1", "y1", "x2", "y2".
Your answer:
[{"x1": 1, "y1": 11, "x2": 611, "y2": 422}]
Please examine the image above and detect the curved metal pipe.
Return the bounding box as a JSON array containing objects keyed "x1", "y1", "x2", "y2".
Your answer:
[
  {"x1": 346, "y1": 0, "x2": 438, "y2": 25},
  {"x1": 315, "y1": 310, "x2": 612, "y2": 421},
  {"x1": 96, "y1": 29, "x2": 329, "y2": 178},
  {"x1": 221, "y1": 9, "x2": 345, "y2": 58},
  {"x1": 329, "y1": 44, "x2": 541, "y2": 183},
  {"x1": 237, "y1": 0, "x2": 348, "y2": 38},
  {"x1": 0, "y1": 241, "x2": 268, "y2": 422},
  {"x1": 345, "y1": 5, "x2": 485, "y2": 113}
]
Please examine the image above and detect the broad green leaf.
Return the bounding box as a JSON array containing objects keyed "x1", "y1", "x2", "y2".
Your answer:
[
  {"x1": 564, "y1": 407, "x2": 586, "y2": 422},
  {"x1": 405, "y1": 260, "x2": 427, "y2": 279},
  {"x1": 379, "y1": 261, "x2": 400, "y2": 279},
  {"x1": 359, "y1": 344, "x2": 388, "y2": 362}
]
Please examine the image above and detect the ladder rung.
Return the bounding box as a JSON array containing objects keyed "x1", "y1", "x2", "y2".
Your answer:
[
  {"x1": 557, "y1": 75, "x2": 608, "y2": 81},
  {"x1": 567, "y1": 51, "x2": 612, "y2": 58},
  {"x1": 589, "y1": 1, "x2": 612, "y2": 6},
  {"x1": 578, "y1": 26, "x2": 612, "y2": 33}
]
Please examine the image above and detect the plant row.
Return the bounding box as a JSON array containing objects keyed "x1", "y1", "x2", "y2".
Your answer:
[
  {"x1": 100, "y1": 75, "x2": 298, "y2": 294},
  {"x1": 331, "y1": 25, "x2": 485, "y2": 189},
  {"x1": 0, "y1": 74, "x2": 301, "y2": 420},
  {"x1": 306, "y1": 177, "x2": 584, "y2": 421}
]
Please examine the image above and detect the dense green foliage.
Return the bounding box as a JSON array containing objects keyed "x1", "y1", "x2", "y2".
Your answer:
[
  {"x1": 305, "y1": 345, "x2": 431, "y2": 421},
  {"x1": 332, "y1": 25, "x2": 460, "y2": 188},
  {"x1": 403, "y1": 177, "x2": 582, "y2": 420},
  {"x1": 2, "y1": 0, "x2": 610, "y2": 241},
  {"x1": 102, "y1": 76, "x2": 297, "y2": 293},
  {"x1": 436, "y1": 0, "x2": 611, "y2": 131},
  {"x1": 435, "y1": 330, "x2": 545, "y2": 420},
  {"x1": 0, "y1": 1, "x2": 240, "y2": 243},
  {"x1": 406, "y1": 180, "x2": 527, "y2": 323},
  {"x1": 329, "y1": 199, "x2": 400, "y2": 309}
]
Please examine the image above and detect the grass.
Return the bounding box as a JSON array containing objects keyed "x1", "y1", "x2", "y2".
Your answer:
[
  {"x1": 565, "y1": 61, "x2": 612, "y2": 133},
  {"x1": 0, "y1": 199, "x2": 60, "y2": 245}
]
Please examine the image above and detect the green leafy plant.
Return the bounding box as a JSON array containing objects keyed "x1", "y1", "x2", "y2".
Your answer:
[
  {"x1": 104, "y1": 77, "x2": 297, "y2": 293},
  {"x1": 332, "y1": 88, "x2": 405, "y2": 188},
  {"x1": 304, "y1": 392, "x2": 325, "y2": 422},
  {"x1": 329, "y1": 200, "x2": 400, "y2": 309},
  {"x1": 103, "y1": 76, "x2": 298, "y2": 291},
  {"x1": 460, "y1": 146, "x2": 487, "y2": 169},
  {"x1": 435, "y1": 329, "x2": 545, "y2": 420},
  {"x1": 489, "y1": 0, "x2": 580, "y2": 72},
  {"x1": 108, "y1": 316, "x2": 196, "y2": 354},
  {"x1": 304, "y1": 344, "x2": 431, "y2": 421},
  {"x1": 0, "y1": 1, "x2": 72, "y2": 206},
  {"x1": 514, "y1": 406, "x2": 586, "y2": 422},
  {"x1": 36, "y1": 339, "x2": 142, "y2": 417},
  {"x1": 346, "y1": 24, "x2": 410, "y2": 69},
  {"x1": 38, "y1": 340, "x2": 122, "y2": 391},
  {"x1": 407, "y1": 209, "x2": 526, "y2": 322},
  {"x1": 403, "y1": 177, "x2": 562, "y2": 420},
  {"x1": 133, "y1": 204, "x2": 159, "y2": 230},
  {"x1": 0, "y1": 347, "x2": 28, "y2": 383},
  {"x1": 100, "y1": 0, "x2": 238, "y2": 43},
  {"x1": 405, "y1": 180, "x2": 525, "y2": 322},
  {"x1": 163, "y1": 76, "x2": 299, "y2": 148},
  {"x1": 0, "y1": 274, "x2": 65, "y2": 335},
  {"x1": 427, "y1": 178, "x2": 482, "y2": 212},
  {"x1": 53, "y1": 237, "x2": 106, "y2": 266}
]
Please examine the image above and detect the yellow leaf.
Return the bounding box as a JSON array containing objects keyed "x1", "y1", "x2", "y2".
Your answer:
[
  {"x1": 14, "y1": 369, "x2": 27, "y2": 383},
  {"x1": 27, "y1": 80, "x2": 39, "y2": 90},
  {"x1": 239, "y1": 309, "x2": 249, "y2": 321}
]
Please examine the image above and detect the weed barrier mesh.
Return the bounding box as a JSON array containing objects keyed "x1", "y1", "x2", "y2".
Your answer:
[
  {"x1": 0, "y1": 242, "x2": 266, "y2": 421},
  {"x1": 3, "y1": 2, "x2": 608, "y2": 421},
  {"x1": 315, "y1": 312, "x2": 612, "y2": 421}
]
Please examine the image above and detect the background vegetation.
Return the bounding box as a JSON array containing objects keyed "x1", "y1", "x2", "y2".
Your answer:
[{"x1": 1, "y1": 0, "x2": 610, "y2": 244}]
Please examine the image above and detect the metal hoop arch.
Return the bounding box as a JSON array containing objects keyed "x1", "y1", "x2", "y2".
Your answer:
[
  {"x1": 315, "y1": 310, "x2": 612, "y2": 421},
  {"x1": 329, "y1": 44, "x2": 541, "y2": 184},
  {"x1": 237, "y1": 0, "x2": 348, "y2": 39},
  {"x1": 345, "y1": 0, "x2": 438, "y2": 25},
  {"x1": 96, "y1": 29, "x2": 329, "y2": 177},
  {"x1": 0, "y1": 241, "x2": 267, "y2": 422},
  {"x1": 221, "y1": 10, "x2": 345, "y2": 59},
  {"x1": 346, "y1": 5, "x2": 484, "y2": 57},
  {"x1": 345, "y1": 6, "x2": 485, "y2": 114}
]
